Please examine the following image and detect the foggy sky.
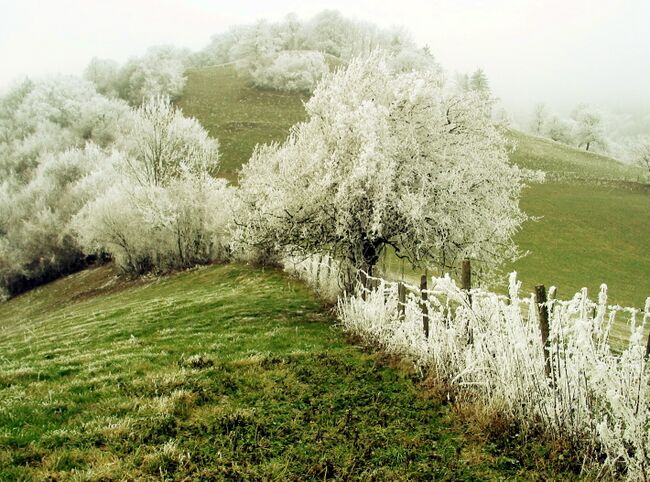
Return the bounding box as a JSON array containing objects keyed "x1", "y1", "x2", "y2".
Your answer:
[{"x1": 1, "y1": 0, "x2": 649, "y2": 117}]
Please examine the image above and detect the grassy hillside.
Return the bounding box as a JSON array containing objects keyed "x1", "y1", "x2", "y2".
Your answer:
[
  {"x1": 507, "y1": 182, "x2": 650, "y2": 309},
  {"x1": 0, "y1": 264, "x2": 577, "y2": 480},
  {"x1": 177, "y1": 66, "x2": 650, "y2": 309},
  {"x1": 176, "y1": 66, "x2": 307, "y2": 183},
  {"x1": 508, "y1": 130, "x2": 647, "y2": 183}
]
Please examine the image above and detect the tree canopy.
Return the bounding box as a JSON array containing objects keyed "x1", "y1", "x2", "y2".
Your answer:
[{"x1": 238, "y1": 53, "x2": 538, "y2": 275}]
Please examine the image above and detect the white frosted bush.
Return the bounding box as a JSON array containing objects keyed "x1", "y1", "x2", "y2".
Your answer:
[
  {"x1": 84, "y1": 46, "x2": 190, "y2": 106},
  {"x1": 74, "y1": 175, "x2": 234, "y2": 275},
  {"x1": 73, "y1": 97, "x2": 232, "y2": 275},
  {"x1": 198, "y1": 10, "x2": 442, "y2": 93},
  {"x1": 251, "y1": 51, "x2": 328, "y2": 92},
  {"x1": 0, "y1": 144, "x2": 122, "y2": 295}
]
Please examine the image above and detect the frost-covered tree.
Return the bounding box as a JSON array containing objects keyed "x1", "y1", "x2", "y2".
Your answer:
[
  {"x1": 454, "y1": 69, "x2": 490, "y2": 94},
  {"x1": 572, "y1": 104, "x2": 606, "y2": 152},
  {"x1": 251, "y1": 50, "x2": 328, "y2": 92},
  {"x1": 74, "y1": 96, "x2": 231, "y2": 275},
  {"x1": 0, "y1": 76, "x2": 130, "y2": 180},
  {"x1": 469, "y1": 68, "x2": 490, "y2": 93},
  {"x1": 196, "y1": 10, "x2": 440, "y2": 93},
  {"x1": 275, "y1": 13, "x2": 309, "y2": 51},
  {"x1": 229, "y1": 21, "x2": 280, "y2": 78},
  {"x1": 192, "y1": 25, "x2": 249, "y2": 67},
  {"x1": 117, "y1": 46, "x2": 190, "y2": 105},
  {"x1": 83, "y1": 57, "x2": 120, "y2": 98},
  {"x1": 530, "y1": 103, "x2": 548, "y2": 135},
  {"x1": 631, "y1": 136, "x2": 650, "y2": 176},
  {"x1": 238, "y1": 53, "x2": 538, "y2": 274},
  {"x1": 454, "y1": 73, "x2": 471, "y2": 93},
  {"x1": 0, "y1": 145, "x2": 121, "y2": 297},
  {"x1": 545, "y1": 115, "x2": 574, "y2": 144},
  {"x1": 116, "y1": 96, "x2": 219, "y2": 186},
  {"x1": 0, "y1": 75, "x2": 132, "y2": 296},
  {"x1": 306, "y1": 10, "x2": 354, "y2": 59},
  {"x1": 85, "y1": 46, "x2": 190, "y2": 106},
  {"x1": 389, "y1": 45, "x2": 440, "y2": 74}
]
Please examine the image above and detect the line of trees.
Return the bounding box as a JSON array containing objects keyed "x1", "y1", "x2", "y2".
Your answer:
[
  {"x1": 526, "y1": 101, "x2": 650, "y2": 174},
  {"x1": 529, "y1": 102, "x2": 608, "y2": 153},
  {"x1": 0, "y1": 76, "x2": 131, "y2": 296},
  {"x1": 84, "y1": 45, "x2": 191, "y2": 106},
  {"x1": 0, "y1": 75, "x2": 233, "y2": 298}
]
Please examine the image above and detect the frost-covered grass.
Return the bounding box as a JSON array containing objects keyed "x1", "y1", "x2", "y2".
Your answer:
[
  {"x1": 336, "y1": 270, "x2": 650, "y2": 480},
  {"x1": 0, "y1": 263, "x2": 582, "y2": 479}
]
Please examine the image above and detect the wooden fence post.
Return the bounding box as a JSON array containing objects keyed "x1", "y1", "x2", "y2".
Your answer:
[
  {"x1": 461, "y1": 259, "x2": 473, "y2": 344},
  {"x1": 359, "y1": 270, "x2": 368, "y2": 301},
  {"x1": 421, "y1": 275, "x2": 429, "y2": 338},
  {"x1": 370, "y1": 277, "x2": 379, "y2": 292},
  {"x1": 461, "y1": 259, "x2": 472, "y2": 304},
  {"x1": 324, "y1": 256, "x2": 332, "y2": 290},
  {"x1": 314, "y1": 254, "x2": 322, "y2": 290},
  {"x1": 397, "y1": 282, "x2": 406, "y2": 319},
  {"x1": 535, "y1": 284, "x2": 552, "y2": 378}
]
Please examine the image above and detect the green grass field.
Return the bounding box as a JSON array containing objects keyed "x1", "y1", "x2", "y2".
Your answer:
[
  {"x1": 177, "y1": 67, "x2": 650, "y2": 310},
  {"x1": 507, "y1": 130, "x2": 647, "y2": 183},
  {"x1": 507, "y1": 182, "x2": 650, "y2": 308},
  {"x1": 0, "y1": 264, "x2": 577, "y2": 480},
  {"x1": 176, "y1": 66, "x2": 307, "y2": 183}
]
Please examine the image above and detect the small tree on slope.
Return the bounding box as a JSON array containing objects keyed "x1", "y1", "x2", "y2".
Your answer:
[
  {"x1": 632, "y1": 136, "x2": 650, "y2": 178},
  {"x1": 237, "y1": 53, "x2": 540, "y2": 276}
]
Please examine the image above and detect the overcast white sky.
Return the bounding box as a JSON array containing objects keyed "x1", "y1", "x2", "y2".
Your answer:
[{"x1": 1, "y1": 0, "x2": 649, "y2": 117}]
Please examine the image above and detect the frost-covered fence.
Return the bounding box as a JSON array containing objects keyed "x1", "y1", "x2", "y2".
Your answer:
[
  {"x1": 283, "y1": 253, "x2": 346, "y2": 302},
  {"x1": 283, "y1": 253, "x2": 650, "y2": 478},
  {"x1": 339, "y1": 270, "x2": 650, "y2": 480}
]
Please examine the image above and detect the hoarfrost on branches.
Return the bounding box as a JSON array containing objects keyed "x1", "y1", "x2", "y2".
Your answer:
[
  {"x1": 237, "y1": 53, "x2": 541, "y2": 276},
  {"x1": 73, "y1": 97, "x2": 233, "y2": 275}
]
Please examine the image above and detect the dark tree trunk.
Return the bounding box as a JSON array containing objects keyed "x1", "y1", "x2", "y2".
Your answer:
[{"x1": 361, "y1": 239, "x2": 383, "y2": 276}]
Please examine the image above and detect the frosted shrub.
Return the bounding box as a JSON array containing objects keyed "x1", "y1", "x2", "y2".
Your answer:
[
  {"x1": 338, "y1": 272, "x2": 650, "y2": 479},
  {"x1": 0, "y1": 78, "x2": 129, "y2": 292},
  {"x1": 73, "y1": 97, "x2": 233, "y2": 275},
  {"x1": 0, "y1": 76, "x2": 130, "y2": 179},
  {"x1": 389, "y1": 47, "x2": 439, "y2": 74},
  {"x1": 0, "y1": 144, "x2": 122, "y2": 296},
  {"x1": 84, "y1": 46, "x2": 190, "y2": 106},
  {"x1": 251, "y1": 51, "x2": 328, "y2": 93},
  {"x1": 74, "y1": 175, "x2": 234, "y2": 275},
  {"x1": 197, "y1": 10, "x2": 442, "y2": 93}
]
